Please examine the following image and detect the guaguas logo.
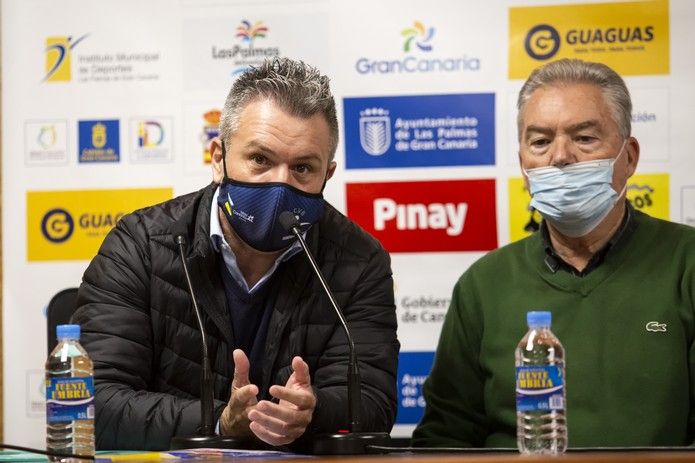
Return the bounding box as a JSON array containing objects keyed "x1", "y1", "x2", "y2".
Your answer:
[
  {"x1": 43, "y1": 34, "x2": 89, "y2": 82},
  {"x1": 401, "y1": 21, "x2": 435, "y2": 52},
  {"x1": 524, "y1": 24, "x2": 560, "y2": 60},
  {"x1": 41, "y1": 208, "x2": 75, "y2": 243},
  {"x1": 359, "y1": 108, "x2": 391, "y2": 156}
]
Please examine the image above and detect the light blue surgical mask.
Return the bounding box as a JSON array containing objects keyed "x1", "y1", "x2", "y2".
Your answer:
[{"x1": 524, "y1": 141, "x2": 627, "y2": 238}]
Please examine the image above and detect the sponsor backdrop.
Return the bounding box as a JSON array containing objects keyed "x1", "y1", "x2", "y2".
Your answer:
[{"x1": 2, "y1": 0, "x2": 694, "y2": 445}]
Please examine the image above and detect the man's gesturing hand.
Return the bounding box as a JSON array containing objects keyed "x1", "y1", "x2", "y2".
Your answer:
[
  {"x1": 247, "y1": 356, "x2": 316, "y2": 446},
  {"x1": 219, "y1": 349, "x2": 258, "y2": 437}
]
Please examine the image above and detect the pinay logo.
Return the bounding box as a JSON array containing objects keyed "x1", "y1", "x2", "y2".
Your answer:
[{"x1": 43, "y1": 34, "x2": 89, "y2": 82}]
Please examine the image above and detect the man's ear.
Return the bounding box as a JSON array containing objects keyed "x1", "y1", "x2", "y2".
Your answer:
[
  {"x1": 625, "y1": 136, "x2": 640, "y2": 178},
  {"x1": 210, "y1": 138, "x2": 224, "y2": 183},
  {"x1": 325, "y1": 160, "x2": 337, "y2": 181}
]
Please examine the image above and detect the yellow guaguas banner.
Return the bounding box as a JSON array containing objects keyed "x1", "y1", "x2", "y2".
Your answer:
[
  {"x1": 509, "y1": 0, "x2": 669, "y2": 79},
  {"x1": 27, "y1": 188, "x2": 172, "y2": 261},
  {"x1": 508, "y1": 173, "x2": 669, "y2": 242}
]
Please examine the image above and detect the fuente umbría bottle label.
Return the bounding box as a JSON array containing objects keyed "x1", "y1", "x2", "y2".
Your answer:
[
  {"x1": 515, "y1": 365, "x2": 564, "y2": 412},
  {"x1": 45, "y1": 377, "x2": 95, "y2": 422}
]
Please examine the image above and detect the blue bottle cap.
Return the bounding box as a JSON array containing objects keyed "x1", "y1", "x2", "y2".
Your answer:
[
  {"x1": 527, "y1": 311, "x2": 552, "y2": 328},
  {"x1": 56, "y1": 324, "x2": 80, "y2": 340}
]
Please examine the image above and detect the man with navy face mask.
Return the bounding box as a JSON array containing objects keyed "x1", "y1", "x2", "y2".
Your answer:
[
  {"x1": 413, "y1": 59, "x2": 695, "y2": 447},
  {"x1": 74, "y1": 57, "x2": 399, "y2": 450}
]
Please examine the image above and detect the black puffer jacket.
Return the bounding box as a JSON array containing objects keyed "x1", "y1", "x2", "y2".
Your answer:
[{"x1": 73, "y1": 183, "x2": 399, "y2": 450}]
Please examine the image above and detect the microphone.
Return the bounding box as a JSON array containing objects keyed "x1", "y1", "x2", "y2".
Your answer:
[
  {"x1": 279, "y1": 211, "x2": 391, "y2": 455},
  {"x1": 169, "y1": 235, "x2": 248, "y2": 450}
]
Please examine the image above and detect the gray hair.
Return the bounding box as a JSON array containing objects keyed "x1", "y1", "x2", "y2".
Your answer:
[
  {"x1": 517, "y1": 58, "x2": 632, "y2": 140},
  {"x1": 219, "y1": 57, "x2": 339, "y2": 160}
]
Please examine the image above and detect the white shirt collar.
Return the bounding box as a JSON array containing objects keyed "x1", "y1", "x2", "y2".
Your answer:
[{"x1": 209, "y1": 186, "x2": 303, "y2": 294}]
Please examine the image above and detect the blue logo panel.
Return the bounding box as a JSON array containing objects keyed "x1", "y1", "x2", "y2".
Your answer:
[
  {"x1": 78, "y1": 119, "x2": 120, "y2": 163},
  {"x1": 396, "y1": 351, "x2": 435, "y2": 425},
  {"x1": 344, "y1": 93, "x2": 495, "y2": 169}
]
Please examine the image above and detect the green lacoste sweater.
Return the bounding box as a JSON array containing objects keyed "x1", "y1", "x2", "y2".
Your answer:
[{"x1": 412, "y1": 210, "x2": 695, "y2": 448}]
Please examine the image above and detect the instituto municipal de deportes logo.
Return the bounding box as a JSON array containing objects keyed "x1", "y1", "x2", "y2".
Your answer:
[
  {"x1": 359, "y1": 108, "x2": 391, "y2": 156},
  {"x1": 401, "y1": 21, "x2": 435, "y2": 52},
  {"x1": 43, "y1": 34, "x2": 89, "y2": 82},
  {"x1": 41, "y1": 208, "x2": 75, "y2": 243},
  {"x1": 524, "y1": 24, "x2": 560, "y2": 60}
]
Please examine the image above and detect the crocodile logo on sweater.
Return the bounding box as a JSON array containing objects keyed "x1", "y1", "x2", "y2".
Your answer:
[{"x1": 645, "y1": 321, "x2": 667, "y2": 332}]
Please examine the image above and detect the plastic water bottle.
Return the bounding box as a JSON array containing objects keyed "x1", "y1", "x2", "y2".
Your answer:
[
  {"x1": 45, "y1": 324, "x2": 95, "y2": 461},
  {"x1": 515, "y1": 311, "x2": 567, "y2": 454}
]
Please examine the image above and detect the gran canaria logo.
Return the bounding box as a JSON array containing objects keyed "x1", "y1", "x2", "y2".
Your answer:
[
  {"x1": 355, "y1": 21, "x2": 480, "y2": 75},
  {"x1": 401, "y1": 21, "x2": 434, "y2": 52},
  {"x1": 43, "y1": 34, "x2": 89, "y2": 82},
  {"x1": 41, "y1": 209, "x2": 75, "y2": 243}
]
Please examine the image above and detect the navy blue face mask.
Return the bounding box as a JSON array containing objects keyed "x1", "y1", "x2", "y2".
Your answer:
[{"x1": 216, "y1": 141, "x2": 326, "y2": 252}]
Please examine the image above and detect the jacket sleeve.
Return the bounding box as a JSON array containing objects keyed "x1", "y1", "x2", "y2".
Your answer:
[
  {"x1": 73, "y1": 213, "x2": 226, "y2": 450},
  {"x1": 308, "y1": 247, "x2": 399, "y2": 435},
  {"x1": 411, "y1": 273, "x2": 488, "y2": 447}
]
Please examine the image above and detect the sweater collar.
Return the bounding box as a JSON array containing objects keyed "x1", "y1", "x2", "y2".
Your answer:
[{"x1": 539, "y1": 200, "x2": 637, "y2": 277}]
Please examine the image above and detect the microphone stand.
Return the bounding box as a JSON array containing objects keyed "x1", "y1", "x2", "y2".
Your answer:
[
  {"x1": 279, "y1": 212, "x2": 391, "y2": 455},
  {"x1": 169, "y1": 235, "x2": 249, "y2": 450}
]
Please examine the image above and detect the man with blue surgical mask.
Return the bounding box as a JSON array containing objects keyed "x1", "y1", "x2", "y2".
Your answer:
[
  {"x1": 413, "y1": 58, "x2": 695, "y2": 448},
  {"x1": 74, "y1": 57, "x2": 399, "y2": 450}
]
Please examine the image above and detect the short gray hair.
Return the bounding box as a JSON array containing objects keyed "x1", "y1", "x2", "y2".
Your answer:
[
  {"x1": 219, "y1": 57, "x2": 339, "y2": 160},
  {"x1": 517, "y1": 58, "x2": 632, "y2": 140}
]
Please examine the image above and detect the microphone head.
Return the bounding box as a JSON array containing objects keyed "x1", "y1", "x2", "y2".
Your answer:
[
  {"x1": 175, "y1": 235, "x2": 187, "y2": 246},
  {"x1": 279, "y1": 211, "x2": 300, "y2": 232}
]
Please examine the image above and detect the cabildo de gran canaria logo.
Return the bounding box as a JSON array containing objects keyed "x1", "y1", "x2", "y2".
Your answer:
[
  {"x1": 509, "y1": 0, "x2": 669, "y2": 78},
  {"x1": 355, "y1": 20, "x2": 480, "y2": 75},
  {"x1": 212, "y1": 20, "x2": 280, "y2": 76},
  {"x1": 43, "y1": 34, "x2": 89, "y2": 82}
]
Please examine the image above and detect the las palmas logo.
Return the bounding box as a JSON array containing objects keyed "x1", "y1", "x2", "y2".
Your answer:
[
  {"x1": 43, "y1": 34, "x2": 89, "y2": 82},
  {"x1": 236, "y1": 20, "x2": 268, "y2": 48},
  {"x1": 401, "y1": 21, "x2": 435, "y2": 52}
]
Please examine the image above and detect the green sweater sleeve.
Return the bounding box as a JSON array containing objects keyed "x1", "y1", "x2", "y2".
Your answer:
[{"x1": 412, "y1": 274, "x2": 487, "y2": 447}]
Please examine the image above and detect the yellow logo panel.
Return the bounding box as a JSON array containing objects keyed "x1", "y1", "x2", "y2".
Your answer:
[
  {"x1": 508, "y1": 173, "x2": 669, "y2": 243},
  {"x1": 27, "y1": 188, "x2": 173, "y2": 261},
  {"x1": 509, "y1": 0, "x2": 669, "y2": 79},
  {"x1": 45, "y1": 37, "x2": 72, "y2": 82},
  {"x1": 626, "y1": 173, "x2": 669, "y2": 220}
]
